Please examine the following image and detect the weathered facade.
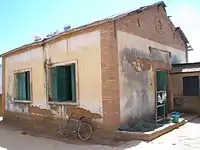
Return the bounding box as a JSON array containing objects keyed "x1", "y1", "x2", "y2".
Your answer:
[
  {"x1": 171, "y1": 63, "x2": 200, "y2": 114},
  {"x1": 1, "y1": 1, "x2": 189, "y2": 129}
]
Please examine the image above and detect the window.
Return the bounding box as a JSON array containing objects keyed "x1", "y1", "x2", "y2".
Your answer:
[
  {"x1": 183, "y1": 76, "x2": 199, "y2": 96},
  {"x1": 15, "y1": 71, "x2": 31, "y2": 101},
  {"x1": 49, "y1": 63, "x2": 76, "y2": 102}
]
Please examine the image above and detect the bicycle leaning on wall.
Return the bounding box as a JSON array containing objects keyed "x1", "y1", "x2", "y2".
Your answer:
[{"x1": 56, "y1": 113, "x2": 93, "y2": 141}]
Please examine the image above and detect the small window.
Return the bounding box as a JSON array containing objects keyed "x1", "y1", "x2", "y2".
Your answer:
[
  {"x1": 183, "y1": 76, "x2": 199, "y2": 96},
  {"x1": 15, "y1": 71, "x2": 31, "y2": 101},
  {"x1": 49, "y1": 63, "x2": 76, "y2": 102}
]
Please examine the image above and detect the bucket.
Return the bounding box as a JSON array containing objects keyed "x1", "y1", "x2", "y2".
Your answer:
[{"x1": 172, "y1": 112, "x2": 180, "y2": 123}]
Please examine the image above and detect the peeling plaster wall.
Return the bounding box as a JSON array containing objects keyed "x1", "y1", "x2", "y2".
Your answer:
[
  {"x1": 117, "y1": 31, "x2": 186, "y2": 124},
  {"x1": 5, "y1": 47, "x2": 44, "y2": 113},
  {"x1": 46, "y1": 30, "x2": 102, "y2": 118},
  {"x1": 5, "y1": 30, "x2": 102, "y2": 120}
]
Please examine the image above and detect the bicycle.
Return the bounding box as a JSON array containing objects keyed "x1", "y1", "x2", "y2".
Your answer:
[{"x1": 56, "y1": 113, "x2": 93, "y2": 141}]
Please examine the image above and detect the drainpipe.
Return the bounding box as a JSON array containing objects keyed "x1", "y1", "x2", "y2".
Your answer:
[
  {"x1": 186, "y1": 49, "x2": 188, "y2": 63},
  {"x1": 42, "y1": 40, "x2": 48, "y2": 105}
]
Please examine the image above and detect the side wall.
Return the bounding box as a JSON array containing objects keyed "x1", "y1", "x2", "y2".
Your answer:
[
  {"x1": 4, "y1": 30, "x2": 103, "y2": 122},
  {"x1": 116, "y1": 6, "x2": 186, "y2": 124},
  {"x1": 171, "y1": 72, "x2": 200, "y2": 114}
]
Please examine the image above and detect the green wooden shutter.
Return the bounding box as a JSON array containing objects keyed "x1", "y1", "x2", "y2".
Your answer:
[
  {"x1": 16, "y1": 74, "x2": 20, "y2": 99},
  {"x1": 70, "y1": 64, "x2": 76, "y2": 102},
  {"x1": 57, "y1": 66, "x2": 68, "y2": 101},
  {"x1": 17, "y1": 73, "x2": 21, "y2": 99},
  {"x1": 51, "y1": 65, "x2": 76, "y2": 102},
  {"x1": 26, "y1": 72, "x2": 31, "y2": 100},
  {"x1": 52, "y1": 67, "x2": 58, "y2": 101},
  {"x1": 65, "y1": 66, "x2": 71, "y2": 101},
  {"x1": 17, "y1": 72, "x2": 26, "y2": 100}
]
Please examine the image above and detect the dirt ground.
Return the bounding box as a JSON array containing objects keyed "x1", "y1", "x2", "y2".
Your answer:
[
  {"x1": 0, "y1": 124, "x2": 141, "y2": 150},
  {"x1": 1, "y1": 118, "x2": 200, "y2": 150}
]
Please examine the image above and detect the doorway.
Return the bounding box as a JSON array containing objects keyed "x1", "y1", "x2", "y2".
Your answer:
[{"x1": 156, "y1": 70, "x2": 169, "y2": 123}]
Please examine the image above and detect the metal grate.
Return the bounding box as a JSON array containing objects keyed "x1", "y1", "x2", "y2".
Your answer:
[{"x1": 155, "y1": 90, "x2": 166, "y2": 124}]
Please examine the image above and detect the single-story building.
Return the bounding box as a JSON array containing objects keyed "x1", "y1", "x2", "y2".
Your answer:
[
  {"x1": 0, "y1": 1, "x2": 191, "y2": 129},
  {"x1": 171, "y1": 62, "x2": 200, "y2": 114}
]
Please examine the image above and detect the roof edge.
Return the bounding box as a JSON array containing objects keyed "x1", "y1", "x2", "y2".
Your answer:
[
  {"x1": 0, "y1": 41, "x2": 43, "y2": 57},
  {"x1": 172, "y1": 62, "x2": 200, "y2": 67}
]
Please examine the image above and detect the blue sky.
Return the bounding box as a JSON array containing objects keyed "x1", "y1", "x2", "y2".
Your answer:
[{"x1": 0, "y1": 0, "x2": 200, "y2": 62}]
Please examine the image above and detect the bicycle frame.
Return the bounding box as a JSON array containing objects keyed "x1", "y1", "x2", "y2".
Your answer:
[
  {"x1": 56, "y1": 115, "x2": 92, "y2": 141},
  {"x1": 68, "y1": 116, "x2": 85, "y2": 134}
]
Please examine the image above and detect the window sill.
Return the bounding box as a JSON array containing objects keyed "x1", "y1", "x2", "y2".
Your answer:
[
  {"x1": 14, "y1": 100, "x2": 32, "y2": 104},
  {"x1": 48, "y1": 101, "x2": 78, "y2": 106}
]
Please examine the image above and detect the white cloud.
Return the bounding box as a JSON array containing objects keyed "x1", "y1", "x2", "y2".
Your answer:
[{"x1": 168, "y1": 4, "x2": 200, "y2": 62}]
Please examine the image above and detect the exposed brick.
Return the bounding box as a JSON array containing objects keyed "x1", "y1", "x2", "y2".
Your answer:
[
  {"x1": 101, "y1": 22, "x2": 120, "y2": 129},
  {"x1": 102, "y1": 100, "x2": 119, "y2": 114},
  {"x1": 115, "y1": 6, "x2": 187, "y2": 51},
  {"x1": 103, "y1": 113, "x2": 120, "y2": 129}
]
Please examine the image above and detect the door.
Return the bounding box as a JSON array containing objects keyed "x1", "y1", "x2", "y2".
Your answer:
[{"x1": 156, "y1": 70, "x2": 169, "y2": 118}]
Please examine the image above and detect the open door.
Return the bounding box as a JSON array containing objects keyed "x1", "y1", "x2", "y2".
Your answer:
[{"x1": 156, "y1": 70, "x2": 169, "y2": 123}]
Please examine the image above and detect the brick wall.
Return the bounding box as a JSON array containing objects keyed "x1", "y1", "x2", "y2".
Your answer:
[
  {"x1": 116, "y1": 5, "x2": 187, "y2": 51},
  {"x1": 101, "y1": 22, "x2": 120, "y2": 129}
]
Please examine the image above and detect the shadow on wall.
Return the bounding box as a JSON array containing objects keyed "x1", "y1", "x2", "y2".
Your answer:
[
  {"x1": 120, "y1": 47, "x2": 170, "y2": 123},
  {"x1": 120, "y1": 48, "x2": 156, "y2": 122}
]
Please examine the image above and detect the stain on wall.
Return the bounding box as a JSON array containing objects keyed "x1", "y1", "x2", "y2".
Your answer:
[
  {"x1": 117, "y1": 31, "x2": 186, "y2": 64},
  {"x1": 117, "y1": 31, "x2": 184, "y2": 124},
  {"x1": 29, "y1": 105, "x2": 53, "y2": 116},
  {"x1": 122, "y1": 47, "x2": 170, "y2": 72},
  {"x1": 119, "y1": 47, "x2": 170, "y2": 123}
]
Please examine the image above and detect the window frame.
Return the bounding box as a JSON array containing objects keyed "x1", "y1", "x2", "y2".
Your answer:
[
  {"x1": 48, "y1": 60, "x2": 79, "y2": 105},
  {"x1": 182, "y1": 75, "x2": 199, "y2": 96},
  {"x1": 14, "y1": 68, "x2": 32, "y2": 103}
]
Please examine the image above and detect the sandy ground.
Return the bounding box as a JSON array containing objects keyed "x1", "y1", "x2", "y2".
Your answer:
[{"x1": 0, "y1": 118, "x2": 200, "y2": 150}]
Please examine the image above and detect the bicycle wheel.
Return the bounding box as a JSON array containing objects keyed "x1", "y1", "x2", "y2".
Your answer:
[
  {"x1": 56, "y1": 123, "x2": 69, "y2": 138},
  {"x1": 77, "y1": 121, "x2": 92, "y2": 141}
]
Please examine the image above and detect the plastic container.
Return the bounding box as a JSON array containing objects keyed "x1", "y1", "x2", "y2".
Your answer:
[{"x1": 172, "y1": 112, "x2": 180, "y2": 123}]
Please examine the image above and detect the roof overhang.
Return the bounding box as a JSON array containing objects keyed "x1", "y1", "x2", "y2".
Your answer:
[{"x1": 175, "y1": 27, "x2": 193, "y2": 51}]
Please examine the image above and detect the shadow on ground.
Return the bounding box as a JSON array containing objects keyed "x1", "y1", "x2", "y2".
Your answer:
[
  {"x1": 2, "y1": 113, "x2": 199, "y2": 150},
  {"x1": 0, "y1": 119, "x2": 142, "y2": 150}
]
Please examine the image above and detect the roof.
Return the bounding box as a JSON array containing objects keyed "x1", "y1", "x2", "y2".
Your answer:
[
  {"x1": 175, "y1": 27, "x2": 193, "y2": 51},
  {"x1": 175, "y1": 27, "x2": 189, "y2": 44},
  {"x1": 171, "y1": 62, "x2": 200, "y2": 74},
  {"x1": 0, "y1": 1, "x2": 167, "y2": 57}
]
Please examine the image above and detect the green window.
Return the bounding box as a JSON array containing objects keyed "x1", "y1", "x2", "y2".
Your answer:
[
  {"x1": 16, "y1": 71, "x2": 31, "y2": 100},
  {"x1": 50, "y1": 63, "x2": 76, "y2": 102}
]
